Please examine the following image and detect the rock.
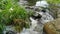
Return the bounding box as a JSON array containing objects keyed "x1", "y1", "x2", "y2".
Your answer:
[
  {"x1": 6, "y1": 31, "x2": 16, "y2": 34},
  {"x1": 41, "y1": 9, "x2": 46, "y2": 13},
  {"x1": 44, "y1": 18, "x2": 60, "y2": 34},
  {"x1": 31, "y1": 12, "x2": 42, "y2": 20},
  {"x1": 19, "y1": 0, "x2": 28, "y2": 6},
  {"x1": 34, "y1": 24, "x2": 44, "y2": 34},
  {"x1": 13, "y1": 19, "x2": 26, "y2": 26},
  {"x1": 26, "y1": 0, "x2": 37, "y2": 6},
  {"x1": 39, "y1": 10, "x2": 54, "y2": 24},
  {"x1": 48, "y1": 5, "x2": 60, "y2": 19}
]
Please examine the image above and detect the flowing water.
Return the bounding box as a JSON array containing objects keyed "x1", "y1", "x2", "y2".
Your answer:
[
  {"x1": 4, "y1": 9, "x2": 54, "y2": 34},
  {"x1": 4, "y1": 0, "x2": 54, "y2": 34},
  {"x1": 35, "y1": 0, "x2": 49, "y2": 8},
  {"x1": 20, "y1": 10, "x2": 54, "y2": 34},
  {"x1": 20, "y1": 17, "x2": 39, "y2": 34},
  {"x1": 37, "y1": 11, "x2": 54, "y2": 24}
]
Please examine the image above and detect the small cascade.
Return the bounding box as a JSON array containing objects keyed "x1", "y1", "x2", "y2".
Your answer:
[
  {"x1": 20, "y1": 17, "x2": 39, "y2": 34},
  {"x1": 4, "y1": 0, "x2": 54, "y2": 34},
  {"x1": 38, "y1": 10, "x2": 54, "y2": 24},
  {"x1": 35, "y1": 0, "x2": 49, "y2": 8},
  {"x1": 18, "y1": 0, "x2": 54, "y2": 34},
  {"x1": 20, "y1": 9, "x2": 54, "y2": 34}
]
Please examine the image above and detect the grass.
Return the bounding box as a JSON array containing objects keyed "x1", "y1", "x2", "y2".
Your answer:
[{"x1": 0, "y1": 0, "x2": 32, "y2": 33}]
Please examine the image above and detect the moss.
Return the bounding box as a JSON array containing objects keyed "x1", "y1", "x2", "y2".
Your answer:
[
  {"x1": 27, "y1": 0, "x2": 37, "y2": 6},
  {"x1": 13, "y1": 19, "x2": 30, "y2": 32},
  {"x1": 14, "y1": 26, "x2": 23, "y2": 32}
]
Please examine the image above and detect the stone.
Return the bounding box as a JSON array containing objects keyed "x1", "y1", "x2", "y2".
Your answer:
[
  {"x1": 44, "y1": 18, "x2": 60, "y2": 34},
  {"x1": 41, "y1": 9, "x2": 46, "y2": 13},
  {"x1": 34, "y1": 24, "x2": 44, "y2": 34},
  {"x1": 6, "y1": 31, "x2": 16, "y2": 34},
  {"x1": 31, "y1": 12, "x2": 42, "y2": 20}
]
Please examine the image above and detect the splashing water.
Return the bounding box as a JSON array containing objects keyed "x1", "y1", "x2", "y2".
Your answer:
[
  {"x1": 4, "y1": 0, "x2": 54, "y2": 34},
  {"x1": 20, "y1": 17, "x2": 39, "y2": 34},
  {"x1": 20, "y1": 9, "x2": 54, "y2": 34},
  {"x1": 4, "y1": 10, "x2": 54, "y2": 34},
  {"x1": 19, "y1": 0, "x2": 54, "y2": 34},
  {"x1": 35, "y1": 0, "x2": 49, "y2": 8},
  {"x1": 38, "y1": 11, "x2": 54, "y2": 24}
]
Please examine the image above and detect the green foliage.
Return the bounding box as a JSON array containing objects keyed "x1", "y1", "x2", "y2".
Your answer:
[
  {"x1": 0, "y1": 23, "x2": 5, "y2": 34},
  {"x1": 0, "y1": 0, "x2": 30, "y2": 24},
  {"x1": 14, "y1": 26, "x2": 23, "y2": 32},
  {"x1": 27, "y1": 0, "x2": 38, "y2": 6},
  {"x1": 0, "y1": 0, "x2": 31, "y2": 32},
  {"x1": 46, "y1": 0, "x2": 60, "y2": 4},
  {"x1": 13, "y1": 19, "x2": 30, "y2": 32},
  {"x1": 15, "y1": 0, "x2": 19, "y2": 2},
  {"x1": 0, "y1": 0, "x2": 20, "y2": 10},
  {"x1": 46, "y1": 0, "x2": 60, "y2": 18}
]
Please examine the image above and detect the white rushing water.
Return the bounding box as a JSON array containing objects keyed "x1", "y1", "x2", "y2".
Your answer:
[
  {"x1": 4, "y1": 10, "x2": 54, "y2": 34},
  {"x1": 4, "y1": 0, "x2": 54, "y2": 34},
  {"x1": 20, "y1": 10, "x2": 54, "y2": 34},
  {"x1": 36, "y1": 11, "x2": 54, "y2": 24},
  {"x1": 35, "y1": 0, "x2": 49, "y2": 8},
  {"x1": 20, "y1": 17, "x2": 39, "y2": 34},
  {"x1": 19, "y1": 1, "x2": 54, "y2": 34}
]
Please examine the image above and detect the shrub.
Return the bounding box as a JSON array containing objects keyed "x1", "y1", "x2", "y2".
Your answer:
[{"x1": 0, "y1": 0, "x2": 31, "y2": 32}]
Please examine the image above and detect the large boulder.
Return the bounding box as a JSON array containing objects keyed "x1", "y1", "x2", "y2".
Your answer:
[{"x1": 44, "y1": 18, "x2": 60, "y2": 34}]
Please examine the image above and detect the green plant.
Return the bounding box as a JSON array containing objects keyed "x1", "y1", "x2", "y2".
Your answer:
[
  {"x1": 0, "y1": 0, "x2": 31, "y2": 32},
  {"x1": 46, "y1": 0, "x2": 60, "y2": 18},
  {"x1": 46, "y1": 0, "x2": 60, "y2": 5},
  {"x1": 0, "y1": 23, "x2": 5, "y2": 34},
  {"x1": 27, "y1": 0, "x2": 37, "y2": 6},
  {"x1": 0, "y1": 0, "x2": 29, "y2": 24}
]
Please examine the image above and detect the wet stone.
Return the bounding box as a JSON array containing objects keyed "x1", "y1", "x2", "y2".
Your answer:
[{"x1": 6, "y1": 31, "x2": 17, "y2": 34}]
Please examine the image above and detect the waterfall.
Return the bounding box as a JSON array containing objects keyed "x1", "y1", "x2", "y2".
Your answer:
[
  {"x1": 20, "y1": 17, "x2": 39, "y2": 34},
  {"x1": 20, "y1": 9, "x2": 54, "y2": 34},
  {"x1": 37, "y1": 10, "x2": 54, "y2": 24},
  {"x1": 20, "y1": 0, "x2": 54, "y2": 34},
  {"x1": 4, "y1": 9, "x2": 54, "y2": 34},
  {"x1": 3, "y1": 0, "x2": 54, "y2": 34}
]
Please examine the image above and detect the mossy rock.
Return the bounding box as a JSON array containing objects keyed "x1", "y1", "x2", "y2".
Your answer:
[
  {"x1": 44, "y1": 18, "x2": 60, "y2": 34},
  {"x1": 27, "y1": 0, "x2": 37, "y2": 6},
  {"x1": 13, "y1": 19, "x2": 30, "y2": 32},
  {"x1": 14, "y1": 26, "x2": 23, "y2": 32}
]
